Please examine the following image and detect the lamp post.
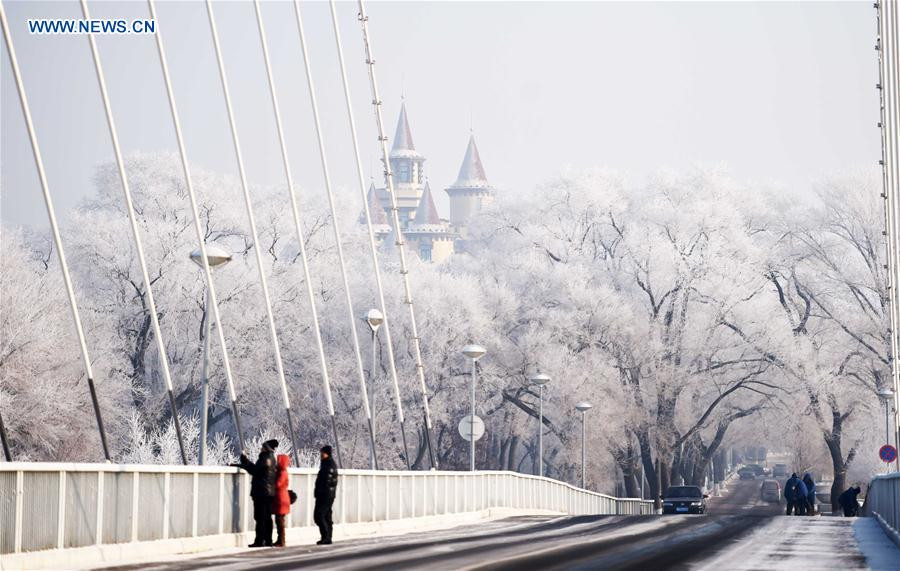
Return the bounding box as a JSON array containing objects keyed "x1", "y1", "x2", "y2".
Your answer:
[
  {"x1": 530, "y1": 372, "x2": 550, "y2": 477},
  {"x1": 363, "y1": 309, "x2": 383, "y2": 469},
  {"x1": 190, "y1": 245, "x2": 232, "y2": 465},
  {"x1": 575, "y1": 402, "x2": 592, "y2": 489},
  {"x1": 462, "y1": 344, "x2": 486, "y2": 471}
]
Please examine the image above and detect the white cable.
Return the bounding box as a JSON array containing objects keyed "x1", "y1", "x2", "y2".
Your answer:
[
  {"x1": 356, "y1": 0, "x2": 439, "y2": 468},
  {"x1": 204, "y1": 0, "x2": 300, "y2": 463},
  {"x1": 327, "y1": 0, "x2": 409, "y2": 465},
  {"x1": 0, "y1": 0, "x2": 111, "y2": 460},
  {"x1": 80, "y1": 0, "x2": 187, "y2": 465},
  {"x1": 147, "y1": 0, "x2": 245, "y2": 451},
  {"x1": 292, "y1": 0, "x2": 377, "y2": 468},
  {"x1": 251, "y1": 1, "x2": 358, "y2": 464}
]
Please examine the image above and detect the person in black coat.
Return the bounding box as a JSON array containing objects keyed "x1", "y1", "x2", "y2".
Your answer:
[
  {"x1": 314, "y1": 445, "x2": 339, "y2": 545},
  {"x1": 235, "y1": 439, "x2": 279, "y2": 547},
  {"x1": 838, "y1": 486, "x2": 861, "y2": 517},
  {"x1": 784, "y1": 473, "x2": 801, "y2": 515}
]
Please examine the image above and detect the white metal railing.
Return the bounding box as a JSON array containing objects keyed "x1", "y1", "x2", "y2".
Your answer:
[
  {"x1": 0, "y1": 463, "x2": 653, "y2": 555},
  {"x1": 863, "y1": 472, "x2": 900, "y2": 537}
]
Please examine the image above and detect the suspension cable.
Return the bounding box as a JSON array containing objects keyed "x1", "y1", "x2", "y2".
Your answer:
[
  {"x1": 356, "y1": 0, "x2": 438, "y2": 469},
  {"x1": 251, "y1": 1, "x2": 361, "y2": 467},
  {"x1": 292, "y1": 0, "x2": 381, "y2": 469},
  {"x1": 203, "y1": 0, "x2": 300, "y2": 466},
  {"x1": 877, "y1": 0, "x2": 900, "y2": 466},
  {"x1": 80, "y1": 0, "x2": 187, "y2": 465},
  {"x1": 0, "y1": 0, "x2": 111, "y2": 461},
  {"x1": 327, "y1": 0, "x2": 413, "y2": 470},
  {"x1": 147, "y1": 0, "x2": 245, "y2": 453}
]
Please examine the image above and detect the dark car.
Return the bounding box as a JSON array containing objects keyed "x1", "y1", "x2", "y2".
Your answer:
[
  {"x1": 772, "y1": 464, "x2": 789, "y2": 478},
  {"x1": 738, "y1": 467, "x2": 757, "y2": 480},
  {"x1": 760, "y1": 479, "x2": 781, "y2": 502},
  {"x1": 662, "y1": 485, "x2": 708, "y2": 514},
  {"x1": 747, "y1": 464, "x2": 766, "y2": 477}
]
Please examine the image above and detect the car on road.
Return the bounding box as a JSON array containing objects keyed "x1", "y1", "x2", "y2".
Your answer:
[
  {"x1": 772, "y1": 463, "x2": 789, "y2": 478},
  {"x1": 662, "y1": 485, "x2": 708, "y2": 514},
  {"x1": 760, "y1": 479, "x2": 781, "y2": 503},
  {"x1": 738, "y1": 467, "x2": 757, "y2": 480}
]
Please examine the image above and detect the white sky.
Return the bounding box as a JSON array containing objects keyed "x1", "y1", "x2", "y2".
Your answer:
[{"x1": 0, "y1": 0, "x2": 882, "y2": 226}]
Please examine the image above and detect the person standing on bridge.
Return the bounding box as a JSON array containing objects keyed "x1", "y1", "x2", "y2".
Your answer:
[
  {"x1": 314, "y1": 445, "x2": 339, "y2": 545},
  {"x1": 838, "y1": 486, "x2": 861, "y2": 517},
  {"x1": 272, "y1": 452, "x2": 292, "y2": 547},
  {"x1": 794, "y1": 476, "x2": 808, "y2": 515},
  {"x1": 234, "y1": 439, "x2": 278, "y2": 547},
  {"x1": 802, "y1": 473, "x2": 816, "y2": 516},
  {"x1": 784, "y1": 473, "x2": 801, "y2": 515}
]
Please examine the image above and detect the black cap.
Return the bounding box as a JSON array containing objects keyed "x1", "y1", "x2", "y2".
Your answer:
[
  {"x1": 264, "y1": 439, "x2": 279, "y2": 450},
  {"x1": 321, "y1": 445, "x2": 333, "y2": 455}
]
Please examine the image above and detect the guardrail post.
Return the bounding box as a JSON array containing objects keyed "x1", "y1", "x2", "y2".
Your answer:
[
  {"x1": 131, "y1": 472, "x2": 139, "y2": 542},
  {"x1": 371, "y1": 473, "x2": 376, "y2": 523},
  {"x1": 192, "y1": 472, "x2": 198, "y2": 537},
  {"x1": 57, "y1": 470, "x2": 66, "y2": 549},
  {"x1": 218, "y1": 473, "x2": 224, "y2": 534},
  {"x1": 162, "y1": 472, "x2": 170, "y2": 540},
  {"x1": 14, "y1": 470, "x2": 23, "y2": 553},
  {"x1": 96, "y1": 471, "x2": 104, "y2": 545}
]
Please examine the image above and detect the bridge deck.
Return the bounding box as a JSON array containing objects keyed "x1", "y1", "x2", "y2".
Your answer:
[{"x1": 87, "y1": 481, "x2": 899, "y2": 571}]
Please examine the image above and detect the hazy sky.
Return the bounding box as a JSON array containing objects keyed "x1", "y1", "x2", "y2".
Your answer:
[{"x1": 1, "y1": 1, "x2": 881, "y2": 226}]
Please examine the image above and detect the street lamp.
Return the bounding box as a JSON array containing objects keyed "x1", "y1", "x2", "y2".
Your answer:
[
  {"x1": 530, "y1": 372, "x2": 551, "y2": 477},
  {"x1": 190, "y1": 245, "x2": 232, "y2": 465},
  {"x1": 575, "y1": 402, "x2": 592, "y2": 489},
  {"x1": 363, "y1": 309, "x2": 383, "y2": 469},
  {"x1": 462, "y1": 344, "x2": 486, "y2": 471}
]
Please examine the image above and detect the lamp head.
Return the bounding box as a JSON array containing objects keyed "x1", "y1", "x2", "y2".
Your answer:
[
  {"x1": 575, "y1": 402, "x2": 593, "y2": 412},
  {"x1": 462, "y1": 344, "x2": 486, "y2": 361},
  {"x1": 530, "y1": 372, "x2": 551, "y2": 387},
  {"x1": 365, "y1": 309, "x2": 384, "y2": 331},
  {"x1": 190, "y1": 245, "x2": 232, "y2": 269}
]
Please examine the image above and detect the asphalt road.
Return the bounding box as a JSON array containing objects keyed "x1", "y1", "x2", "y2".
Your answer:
[{"x1": 102, "y1": 479, "x2": 877, "y2": 571}]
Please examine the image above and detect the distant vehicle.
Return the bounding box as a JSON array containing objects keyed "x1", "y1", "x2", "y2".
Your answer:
[
  {"x1": 738, "y1": 467, "x2": 757, "y2": 480},
  {"x1": 747, "y1": 464, "x2": 766, "y2": 477},
  {"x1": 760, "y1": 479, "x2": 781, "y2": 503},
  {"x1": 815, "y1": 481, "x2": 833, "y2": 507},
  {"x1": 772, "y1": 464, "x2": 789, "y2": 478},
  {"x1": 662, "y1": 485, "x2": 708, "y2": 514}
]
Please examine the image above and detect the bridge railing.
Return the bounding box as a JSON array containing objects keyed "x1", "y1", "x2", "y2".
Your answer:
[
  {"x1": 863, "y1": 471, "x2": 900, "y2": 540},
  {"x1": 0, "y1": 462, "x2": 652, "y2": 556}
]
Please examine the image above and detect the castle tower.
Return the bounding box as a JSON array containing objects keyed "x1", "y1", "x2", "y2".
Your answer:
[
  {"x1": 380, "y1": 102, "x2": 426, "y2": 229},
  {"x1": 405, "y1": 182, "x2": 454, "y2": 263},
  {"x1": 445, "y1": 135, "x2": 494, "y2": 237}
]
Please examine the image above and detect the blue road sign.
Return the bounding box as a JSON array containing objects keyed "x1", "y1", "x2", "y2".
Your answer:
[{"x1": 879, "y1": 444, "x2": 897, "y2": 463}]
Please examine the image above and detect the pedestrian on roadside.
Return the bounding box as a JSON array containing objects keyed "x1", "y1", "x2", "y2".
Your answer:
[
  {"x1": 271, "y1": 452, "x2": 291, "y2": 547},
  {"x1": 838, "y1": 486, "x2": 861, "y2": 517},
  {"x1": 784, "y1": 473, "x2": 801, "y2": 515},
  {"x1": 234, "y1": 439, "x2": 279, "y2": 547},
  {"x1": 314, "y1": 445, "x2": 339, "y2": 545},
  {"x1": 802, "y1": 473, "x2": 816, "y2": 516}
]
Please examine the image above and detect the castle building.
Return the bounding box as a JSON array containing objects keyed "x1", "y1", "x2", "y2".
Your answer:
[{"x1": 365, "y1": 102, "x2": 494, "y2": 263}]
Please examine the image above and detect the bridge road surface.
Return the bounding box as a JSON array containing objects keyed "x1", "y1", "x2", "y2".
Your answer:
[{"x1": 99, "y1": 479, "x2": 898, "y2": 571}]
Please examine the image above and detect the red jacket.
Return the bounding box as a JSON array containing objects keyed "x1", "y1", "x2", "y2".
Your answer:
[{"x1": 272, "y1": 454, "x2": 291, "y2": 515}]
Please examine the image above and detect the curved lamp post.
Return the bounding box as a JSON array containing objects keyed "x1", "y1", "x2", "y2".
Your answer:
[
  {"x1": 575, "y1": 402, "x2": 593, "y2": 489},
  {"x1": 530, "y1": 372, "x2": 551, "y2": 477},
  {"x1": 190, "y1": 245, "x2": 232, "y2": 464},
  {"x1": 462, "y1": 344, "x2": 486, "y2": 471},
  {"x1": 878, "y1": 388, "x2": 896, "y2": 446},
  {"x1": 363, "y1": 309, "x2": 384, "y2": 469}
]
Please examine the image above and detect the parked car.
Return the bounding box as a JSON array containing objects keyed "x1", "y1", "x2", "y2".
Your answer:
[
  {"x1": 772, "y1": 463, "x2": 789, "y2": 478},
  {"x1": 760, "y1": 479, "x2": 781, "y2": 503},
  {"x1": 662, "y1": 485, "x2": 708, "y2": 514}
]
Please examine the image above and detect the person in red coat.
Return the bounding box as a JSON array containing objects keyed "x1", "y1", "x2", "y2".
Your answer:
[{"x1": 272, "y1": 453, "x2": 291, "y2": 547}]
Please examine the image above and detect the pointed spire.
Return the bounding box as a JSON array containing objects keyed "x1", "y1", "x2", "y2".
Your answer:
[
  {"x1": 451, "y1": 135, "x2": 491, "y2": 189},
  {"x1": 391, "y1": 102, "x2": 416, "y2": 154},
  {"x1": 413, "y1": 183, "x2": 441, "y2": 226},
  {"x1": 366, "y1": 182, "x2": 389, "y2": 226}
]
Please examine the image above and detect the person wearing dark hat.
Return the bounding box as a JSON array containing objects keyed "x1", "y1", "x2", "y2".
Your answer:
[
  {"x1": 313, "y1": 445, "x2": 339, "y2": 545},
  {"x1": 234, "y1": 439, "x2": 279, "y2": 547}
]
